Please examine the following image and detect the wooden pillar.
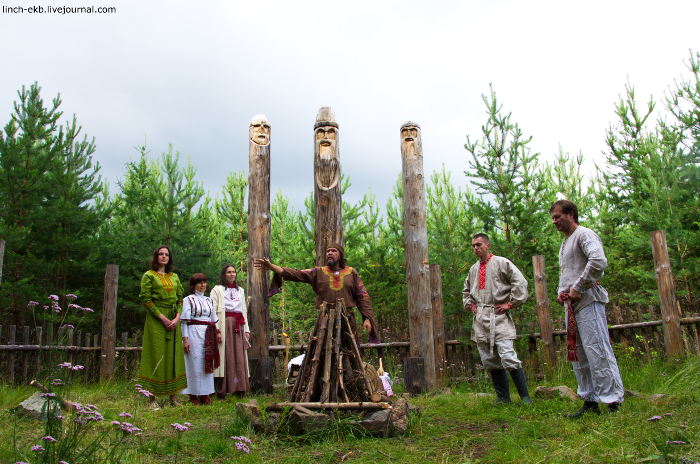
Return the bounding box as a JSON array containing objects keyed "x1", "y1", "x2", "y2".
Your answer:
[
  {"x1": 650, "y1": 230, "x2": 683, "y2": 357},
  {"x1": 247, "y1": 114, "x2": 273, "y2": 393},
  {"x1": 532, "y1": 255, "x2": 556, "y2": 369},
  {"x1": 313, "y1": 107, "x2": 343, "y2": 266},
  {"x1": 99, "y1": 264, "x2": 119, "y2": 381},
  {"x1": 400, "y1": 122, "x2": 435, "y2": 391},
  {"x1": 0, "y1": 238, "x2": 5, "y2": 285},
  {"x1": 429, "y1": 264, "x2": 446, "y2": 381}
]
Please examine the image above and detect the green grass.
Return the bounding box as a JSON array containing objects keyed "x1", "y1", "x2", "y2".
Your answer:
[{"x1": 1, "y1": 356, "x2": 698, "y2": 463}]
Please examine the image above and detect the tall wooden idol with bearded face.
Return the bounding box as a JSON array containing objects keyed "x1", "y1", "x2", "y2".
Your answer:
[
  {"x1": 313, "y1": 107, "x2": 343, "y2": 267},
  {"x1": 247, "y1": 114, "x2": 273, "y2": 393}
]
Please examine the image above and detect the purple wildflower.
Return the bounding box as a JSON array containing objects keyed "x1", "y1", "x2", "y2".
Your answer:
[
  {"x1": 60, "y1": 324, "x2": 75, "y2": 329},
  {"x1": 41, "y1": 435, "x2": 57, "y2": 442},
  {"x1": 647, "y1": 415, "x2": 662, "y2": 421},
  {"x1": 51, "y1": 378, "x2": 64, "y2": 386},
  {"x1": 27, "y1": 301, "x2": 40, "y2": 307},
  {"x1": 112, "y1": 420, "x2": 121, "y2": 425},
  {"x1": 66, "y1": 293, "x2": 78, "y2": 300},
  {"x1": 70, "y1": 365, "x2": 85, "y2": 371},
  {"x1": 15, "y1": 462, "x2": 30, "y2": 464},
  {"x1": 119, "y1": 412, "x2": 133, "y2": 418},
  {"x1": 666, "y1": 440, "x2": 687, "y2": 445},
  {"x1": 43, "y1": 305, "x2": 49, "y2": 310},
  {"x1": 137, "y1": 388, "x2": 154, "y2": 398},
  {"x1": 32, "y1": 445, "x2": 46, "y2": 452},
  {"x1": 235, "y1": 442, "x2": 250, "y2": 453},
  {"x1": 68, "y1": 303, "x2": 81, "y2": 310},
  {"x1": 48, "y1": 295, "x2": 59, "y2": 301},
  {"x1": 171, "y1": 423, "x2": 190, "y2": 432},
  {"x1": 82, "y1": 307, "x2": 95, "y2": 313},
  {"x1": 230, "y1": 436, "x2": 252, "y2": 444},
  {"x1": 134, "y1": 384, "x2": 142, "y2": 389},
  {"x1": 118, "y1": 422, "x2": 141, "y2": 434},
  {"x1": 59, "y1": 461, "x2": 69, "y2": 464},
  {"x1": 40, "y1": 392, "x2": 56, "y2": 398},
  {"x1": 184, "y1": 422, "x2": 191, "y2": 427},
  {"x1": 57, "y1": 362, "x2": 72, "y2": 368},
  {"x1": 663, "y1": 413, "x2": 673, "y2": 416}
]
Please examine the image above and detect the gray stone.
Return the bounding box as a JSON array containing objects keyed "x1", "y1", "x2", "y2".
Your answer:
[
  {"x1": 235, "y1": 399, "x2": 261, "y2": 423},
  {"x1": 389, "y1": 397, "x2": 410, "y2": 436},
  {"x1": 534, "y1": 385, "x2": 579, "y2": 401},
  {"x1": 288, "y1": 406, "x2": 330, "y2": 434},
  {"x1": 14, "y1": 392, "x2": 58, "y2": 420},
  {"x1": 359, "y1": 409, "x2": 391, "y2": 436}
]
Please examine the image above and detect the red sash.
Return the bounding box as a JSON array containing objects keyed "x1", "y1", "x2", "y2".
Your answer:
[
  {"x1": 187, "y1": 320, "x2": 220, "y2": 373},
  {"x1": 226, "y1": 312, "x2": 246, "y2": 333}
]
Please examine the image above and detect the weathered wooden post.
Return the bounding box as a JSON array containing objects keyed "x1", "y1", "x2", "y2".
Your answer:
[
  {"x1": 247, "y1": 114, "x2": 273, "y2": 393},
  {"x1": 99, "y1": 264, "x2": 118, "y2": 381},
  {"x1": 650, "y1": 230, "x2": 683, "y2": 357},
  {"x1": 429, "y1": 264, "x2": 446, "y2": 381},
  {"x1": 313, "y1": 107, "x2": 343, "y2": 265},
  {"x1": 400, "y1": 122, "x2": 435, "y2": 392},
  {"x1": 0, "y1": 238, "x2": 5, "y2": 285},
  {"x1": 532, "y1": 255, "x2": 556, "y2": 369}
]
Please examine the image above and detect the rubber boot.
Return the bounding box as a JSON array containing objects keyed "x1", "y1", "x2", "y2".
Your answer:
[
  {"x1": 189, "y1": 395, "x2": 200, "y2": 406},
  {"x1": 565, "y1": 401, "x2": 600, "y2": 418},
  {"x1": 509, "y1": 368, "x2": 532, "y2": 404},
  {"x1": 488, "y1": 369, "x2": 511, "y2": 403}
]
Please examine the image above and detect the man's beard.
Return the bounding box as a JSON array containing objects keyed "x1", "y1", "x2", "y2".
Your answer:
[{"x1": 326, "y1": 257, "x2": 338, "y2": 267}]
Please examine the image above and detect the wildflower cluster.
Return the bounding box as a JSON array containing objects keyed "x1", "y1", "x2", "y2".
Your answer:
[
  {"x1": 230, "y1": 436, "x2": 252, "y2": 454},
  {"x1": 171, "y1": 422, "x2": 191, "y2": 432},
  {"x1": 134, "y1": 384, "x2": 154, "y2": 398},
  {"x1": 74, "y1": 403, "x2": 104, "y2": 424},
  {"x1": 57, "y1": 361, "x2": 85, "y2": 371}
]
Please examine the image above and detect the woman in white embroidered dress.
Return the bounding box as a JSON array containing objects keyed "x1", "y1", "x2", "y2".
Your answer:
[
  {"x1": 181, "y1": 273, "x2": 220, "y2": 405},
  {"x1": 210, "y1": 264, "x2": 250, "y2": 397}
]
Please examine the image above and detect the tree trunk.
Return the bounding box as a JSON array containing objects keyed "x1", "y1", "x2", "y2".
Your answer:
[{"x1": 400, "y1": 122, "x2": 435, "y2": 391}]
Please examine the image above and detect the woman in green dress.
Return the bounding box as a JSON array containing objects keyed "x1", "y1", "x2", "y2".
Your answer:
[{"x1": 137, "y1": 245, "x2": 187, "y2": 408}]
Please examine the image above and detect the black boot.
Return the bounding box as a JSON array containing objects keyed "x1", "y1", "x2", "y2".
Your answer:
[
  {"x1": 608, "y1": 402, "x2": 621, "y2": 413},
  {"x1": 565, "y1": 401, "x2": 600, "y2": 418},
  {"x1": 509, "y1": 368, "x2": 532, "y2": 404},
  {"x1": 488, "y1": 369, "x2": 511, "y2": 403}
]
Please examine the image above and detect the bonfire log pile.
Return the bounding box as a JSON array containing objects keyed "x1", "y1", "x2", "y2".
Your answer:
[{"x1": 288, "y1": 299, "x2": 376, "y2": 403}]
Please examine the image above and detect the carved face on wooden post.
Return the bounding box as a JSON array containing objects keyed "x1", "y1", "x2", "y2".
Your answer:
[
  {"x1": 314, "y1": 107, "x2": 340, "y2": 191},
  {"x1": 249, "y1": 114, "x2": 271, "y2": 146},
  {"x1": 401, "y1": 122, "x2": 421, "y2": 159}
]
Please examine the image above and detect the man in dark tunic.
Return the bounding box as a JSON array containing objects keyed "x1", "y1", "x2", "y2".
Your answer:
[{"x1": 254, "y1": 244, "x2": 380, "y2": 343}]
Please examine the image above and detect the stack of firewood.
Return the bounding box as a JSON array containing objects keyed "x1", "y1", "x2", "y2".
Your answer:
[{"x1": 288, "y1": 299, "x2": 376, "y2": 403}]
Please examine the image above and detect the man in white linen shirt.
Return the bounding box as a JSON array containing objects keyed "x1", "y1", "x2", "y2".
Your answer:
[
  {"x1": 462, "y1": 233, "x2": 532, "y2": 404},
  {"x1": 550, "y1": 199, "x2": 624, "y2": 418}
]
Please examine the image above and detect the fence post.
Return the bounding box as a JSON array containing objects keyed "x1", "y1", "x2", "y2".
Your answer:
[
  {"x1": 649, "y1": 230, "x2": 683, "y2": 357},
  {"x1": 532, "y1": 255, "x2": 556, "y2": 369},
  {"x1": 99, "y1": 264, "x2": 119, "y2": 381},
  {"x1": 429, "y1": 264, "x2": 446, "y2": 381}
]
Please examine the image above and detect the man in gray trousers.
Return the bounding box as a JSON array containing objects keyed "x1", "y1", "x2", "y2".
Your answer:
[
  {"x1": 550, "y1": 199, "x2": 624, "y2": 417},
  {"x1": 462, "y1": 233, "x2": 531, "y2": 404}
]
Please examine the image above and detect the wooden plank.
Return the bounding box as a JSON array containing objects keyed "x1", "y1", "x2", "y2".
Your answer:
[
  {"x1": 429, "y1": 264, "x2": 446, "y2": 381},
  {"x1": 0, "y1": 238, "x2": 5, "y2": 285},
  {"x1": 8, "y1": 325, "x2": 16, "y2": 384},
  {"x1": 99, "y1": 264, "x2": 118, "y2": 381},
  {"x1": 532, "y1": 255, "x2": 556, "y2": 369},
  {"x1": 22, "y1": 326, "x2": 30, "y2": 383},
  {"x1": 650, "y1": 230, "x2": 683, "y2": 357},
  {"x1": 247, "y1": 114, "x2": 273, "y2": 394},
  {"x1": 400, "y1": 122, "x2": 435, "y2": 391},
  {"x1": 34, "y1": 326, "x2": 43, "y2": 377}
]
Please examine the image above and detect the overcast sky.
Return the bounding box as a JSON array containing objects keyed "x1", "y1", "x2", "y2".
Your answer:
[{"x1": 1, "y1": 0, "x2": 698, "y2": 211}]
